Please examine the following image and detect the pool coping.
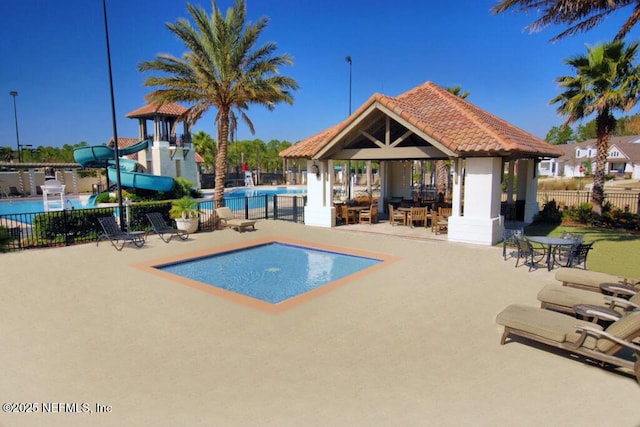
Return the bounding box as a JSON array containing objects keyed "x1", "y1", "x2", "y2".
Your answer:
[{"x1": 134, "y1": 235, "x2": 399, "y2": 313}]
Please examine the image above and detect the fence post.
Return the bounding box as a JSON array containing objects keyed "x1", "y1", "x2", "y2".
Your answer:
[
  {"x1": 273, "y1": 195, "x2": 278, "y2": 220},
  {"x1": 637, "y1": 193, "x2": 640, "y2": 215},
  {"x1": 292, "y1": 196, "x2": 298, "y2": 223},
  {"x1": 264, "y1": 194, "x2": 269, "y2": 220},
  {"x1": 244, "y1": 197, "x2": 249, "y2": 219}
]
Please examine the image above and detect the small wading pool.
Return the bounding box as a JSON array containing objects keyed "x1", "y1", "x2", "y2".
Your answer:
[{"x1": 137, "y1": 237, "x2": 397, "y2": 312}]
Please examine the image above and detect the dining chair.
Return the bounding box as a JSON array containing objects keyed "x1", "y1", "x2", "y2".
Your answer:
[
  {"x1": 388, "y1": 204, "x2": 406, "y2": 226},
  {"x1": 407, "y1": 207, "x2": 427, "y2": 228}
]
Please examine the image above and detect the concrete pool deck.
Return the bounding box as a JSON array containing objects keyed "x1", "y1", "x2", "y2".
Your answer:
[{"x1": 1, "y1": 221, "x2": 638, "y2": 426}]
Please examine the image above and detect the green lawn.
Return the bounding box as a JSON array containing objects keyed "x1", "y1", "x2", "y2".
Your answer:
[{"x1": 524, "y1": 224, "x2": 640, "y2": 278}]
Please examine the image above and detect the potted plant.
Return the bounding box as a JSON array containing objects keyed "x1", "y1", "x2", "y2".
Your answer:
[{"x1": 170, "y1": 196, "x2": 202, "y2": 234}]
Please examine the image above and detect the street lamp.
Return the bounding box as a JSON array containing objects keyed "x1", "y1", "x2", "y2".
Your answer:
[
  {"x1": 9, "y1": 91, "x2": 22, "y2": 163},
  {"x1": 345, "y1": 56, "x2": 352, "y2": 116}
]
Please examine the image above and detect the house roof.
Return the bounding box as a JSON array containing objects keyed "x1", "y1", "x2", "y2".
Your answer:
[
  {"x1": 126, "y1": 103, "x2": 187, "y2": 119},
  {"x1": 555, "y1": 135, "x2": 640, "y2": 164},
  {"x1": 280, "y1": 81, "x2": 562, "y2": 160}
]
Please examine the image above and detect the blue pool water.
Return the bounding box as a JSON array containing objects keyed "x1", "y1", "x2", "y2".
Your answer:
[
  {"x1": 0, "y1": 198, "x2": 87, "y2": 215},
  {"x1": 156, "y1": 242, "x2": 381, "y2": 304}
]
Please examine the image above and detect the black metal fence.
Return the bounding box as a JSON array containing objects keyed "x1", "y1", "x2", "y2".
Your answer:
[
  {"x1": 536, "y1": 190, "x2": 640, "y2": 214},
  {"x1": 0, "y1": 194, "x2": 306, "y2": 253}
]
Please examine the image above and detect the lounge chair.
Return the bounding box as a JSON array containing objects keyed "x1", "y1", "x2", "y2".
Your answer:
[
  {"x1": 97, "y1": 216, "x2": 145, "y2": 251},
  {"x1": 146, "y1": 212, "x2": 188, "y2": 243},
  {"x1": 537, "y1": 283, "x2": 639, "y2": 317},
  {"x1": 555, "y1": 268, "x2": 640, "y2": 293},
  {"x1": 215, "y1": 207, "x2": 257, "y2": 232},
  {"x1": 496, "y1": 304, "x2": 640, "y2": 383}
]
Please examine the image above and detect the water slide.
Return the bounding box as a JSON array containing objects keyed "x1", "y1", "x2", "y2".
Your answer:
[{"x1": 73, "y1": 139, "x2": 175, "y2": 192}]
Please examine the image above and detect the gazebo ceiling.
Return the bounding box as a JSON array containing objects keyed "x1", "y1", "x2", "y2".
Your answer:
[{"x1": 280, "y1": 81, "x2": 563, "y2": 161}]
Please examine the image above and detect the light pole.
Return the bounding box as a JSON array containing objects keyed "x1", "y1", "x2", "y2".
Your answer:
[
  {"x1": 9, "y1": 91, "x2": 22, "y2": 163},
  {"x1": 102, "y1": 0, "x2": 125, "y2": 230},
  {"x1": 345, "y1": 56, "x2": 353, "y2": 198},
  {"x1": 345, "y1": 56, "x2": 352, "y2": 116}
]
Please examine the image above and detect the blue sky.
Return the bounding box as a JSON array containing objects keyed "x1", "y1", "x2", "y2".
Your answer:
[{"x1": 1, "y1": 0, "x2": 639, "y2": 150}]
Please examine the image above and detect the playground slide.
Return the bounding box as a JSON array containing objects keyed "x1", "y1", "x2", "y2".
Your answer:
[{"x1": 74, "y1": 139, "x2": 175, "y2": 192}]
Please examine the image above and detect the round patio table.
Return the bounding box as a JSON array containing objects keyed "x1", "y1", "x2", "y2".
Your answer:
[{"x1": 526, "y1": 236, "x2": 576, "y2": 271}]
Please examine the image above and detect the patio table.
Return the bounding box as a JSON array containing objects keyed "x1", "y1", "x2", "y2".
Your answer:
[{"x1": 526, "y1": 236, "x2": 576, "y2": 271}]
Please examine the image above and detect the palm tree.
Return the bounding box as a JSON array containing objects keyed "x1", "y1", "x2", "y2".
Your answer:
[
  {"x1": 551, "y1": 40, "x2": 640, "y2": 214},
  {"x1": 493, "y1": 0, "x2": 640, "y2": 42},
  {"x1": 139, "y1": 0, "x2": 298, "y2": 207}
]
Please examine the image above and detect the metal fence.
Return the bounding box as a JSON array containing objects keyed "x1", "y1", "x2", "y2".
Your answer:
[
  {"x1": 536, "y1": 190, "x2": 640, "y2": 214},
  {"x1": 0, "y1": 194, "x2": 306, "y2": 253}
]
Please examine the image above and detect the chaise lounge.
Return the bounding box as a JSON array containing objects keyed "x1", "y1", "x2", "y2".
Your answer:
[
  {"x1": 555, "y1": 268, "x2": 640, "y2": 292},
  {"x1": 537, "y1": 283, "x2": 639, "y2": 317},
  {"x1": 146, "y1": 212, "x2": 189, "y2": 243},
  {"x1": 215, "y1": 207, "x2": 257, "y2": 232},
  {"x1": 97, "y1": 216, "x2": 146, "y2": 251},
  {"x1": 496, "y1": 304, "x2": 640, "y2": 382}
]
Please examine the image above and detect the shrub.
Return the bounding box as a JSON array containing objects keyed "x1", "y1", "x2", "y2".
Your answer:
[{"x1": 533, "y1": 199, "x2": 562, "y2": 225}]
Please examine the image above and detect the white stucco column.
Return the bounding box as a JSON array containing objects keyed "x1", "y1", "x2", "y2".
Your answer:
[
  {"x1": 304, "y1": 159, "x2": 335, "y2": 227},
  {"x1": 518, "y1": 159, "x2": 539, "y2": 223},
  {"x1": 448, "y1": 157, "x2": 503, "y2": 245},
  {"x1": 450, "y1": 158, "x2": 462, "y2": 216}
]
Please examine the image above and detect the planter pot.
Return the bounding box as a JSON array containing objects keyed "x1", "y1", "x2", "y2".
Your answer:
[{"x1": 175, "y1": 217, "x2": 199, "y2": 234}]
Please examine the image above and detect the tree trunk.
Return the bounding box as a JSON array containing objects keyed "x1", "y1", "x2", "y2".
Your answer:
[
  {"x1": 435, "y1": 160, "x2": 448, "y2": 202},
  {"x1": 592, "y1": 112, "x2": 615, "y2": 215},
  {"x1": 214, "y1": 108, "x2": 230, "y2": 208}
]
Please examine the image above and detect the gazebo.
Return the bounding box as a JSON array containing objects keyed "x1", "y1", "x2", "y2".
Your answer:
[{"x1": 280, "y1": 81, "x2": 563, "y2": 246}]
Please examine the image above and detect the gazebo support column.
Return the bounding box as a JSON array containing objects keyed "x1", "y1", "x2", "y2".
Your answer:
[
  {"x1": 304, "y1": 159, "x2": 335, "y2": 227},
  {"x1": 517, "y1": 159, "x2": 538, "y2": 223},
  {"x1": 449, "y1": 157, "x2": 503, "y2": 245}
]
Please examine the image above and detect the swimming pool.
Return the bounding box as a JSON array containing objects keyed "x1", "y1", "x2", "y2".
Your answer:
[
  {"x1": 139, "y1": 237, "x2": 395, "y2": 312},
  {"x1": 0, "y1": 197, "x2": 87, "y2": 215}
]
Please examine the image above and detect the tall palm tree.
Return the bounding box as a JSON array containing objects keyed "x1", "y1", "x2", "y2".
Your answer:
[
  {"x1": 551, "y1": 40, "x2": 640, "y2": 214},
  {"x1": 493, "y1": 0, "x2": 640, "y2": 42},
  {"x1": 139, "y1": 0, "x2": 298, "y2": 206}
]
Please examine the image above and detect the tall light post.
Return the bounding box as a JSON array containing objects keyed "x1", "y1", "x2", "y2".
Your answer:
[
  {"x1": 345, "y1": 56, "x2": 352, "y2": 116},
  {"x1": 102, "y1": 0, "x2": 125, "y2": 230},
  {"x1": 9, "y1": 91, "x2": 22, "y2": 163},
  {"x1": 345, "y1": 55, "x2": 353, "y2": 199}
]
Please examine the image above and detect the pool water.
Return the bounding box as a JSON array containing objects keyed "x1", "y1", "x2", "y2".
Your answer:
[
  {"x1": 155, "y1": 242, "x2": 382, "y2": 304},
  {"x1": 0, "y1": 198, "x2": 87, "y2": 215}
]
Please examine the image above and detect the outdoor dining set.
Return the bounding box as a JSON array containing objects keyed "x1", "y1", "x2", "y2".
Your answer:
[
  {"x1": 334, "y1": 197, "x2": 452, "y2": 234},
  {"x1": 503, "y1": 228, "x2": 594, "y2": 271}
]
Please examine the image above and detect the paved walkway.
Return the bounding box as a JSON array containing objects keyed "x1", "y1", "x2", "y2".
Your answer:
[{"x1": 1, "y1": 221, "x2": 637, "y2": 426}]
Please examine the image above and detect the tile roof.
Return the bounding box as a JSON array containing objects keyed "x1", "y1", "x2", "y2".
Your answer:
[
  {"x1": 126, "y1": 103, "x2": 187, "y2": 118},
  {"x1": 280, "y1": 81, "x2": 562, "y2": 159}
]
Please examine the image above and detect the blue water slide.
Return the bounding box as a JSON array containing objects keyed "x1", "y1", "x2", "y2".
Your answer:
[{"x1": 73, "y1": 139, "x2": 175, "y2": 192}]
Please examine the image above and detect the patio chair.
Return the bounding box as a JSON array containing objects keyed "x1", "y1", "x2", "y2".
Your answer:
[
  {"x1": 341, "y1": 204, "x2": 356, "y2": 225},
  {"x1": 537, "y1": 283, "x2": 639, "y2": 318},
  {"x1": 566, "y1": 242, "x2": 594, "y2": 269},
  {"x1": 555, "y1": 268, "x2": 640, "y2": 293},
  {"x1": 146, "y1": 212, "x2": 189, "y2": 243},
  {"x1": 359, "y1": 204, "x2": 378, "y2": 225},
  {"x1": 97, "y1": 216, "x2": 145, "y2": 251},
  {"x1": 407, "y1": 207, "x2": 427, "y2": 228},
  {"x1": 514, "y1": 237, "x2": 545, "y2": 271},
  {"x1": 502, "y1": 226, "x2": 524, "y2": 260},
  {"x1": 496, "y1": 304, "x2": 640, "y2": 383},
  {"x1": 432, "y1": 211, "x2": 449, "y2": 235},
  {"x1": 215, "y1": 207, "x2": 257, "y2": 232},
  {"x1": 388, "y1": 204, "x2": 405, "y2": 226}
]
